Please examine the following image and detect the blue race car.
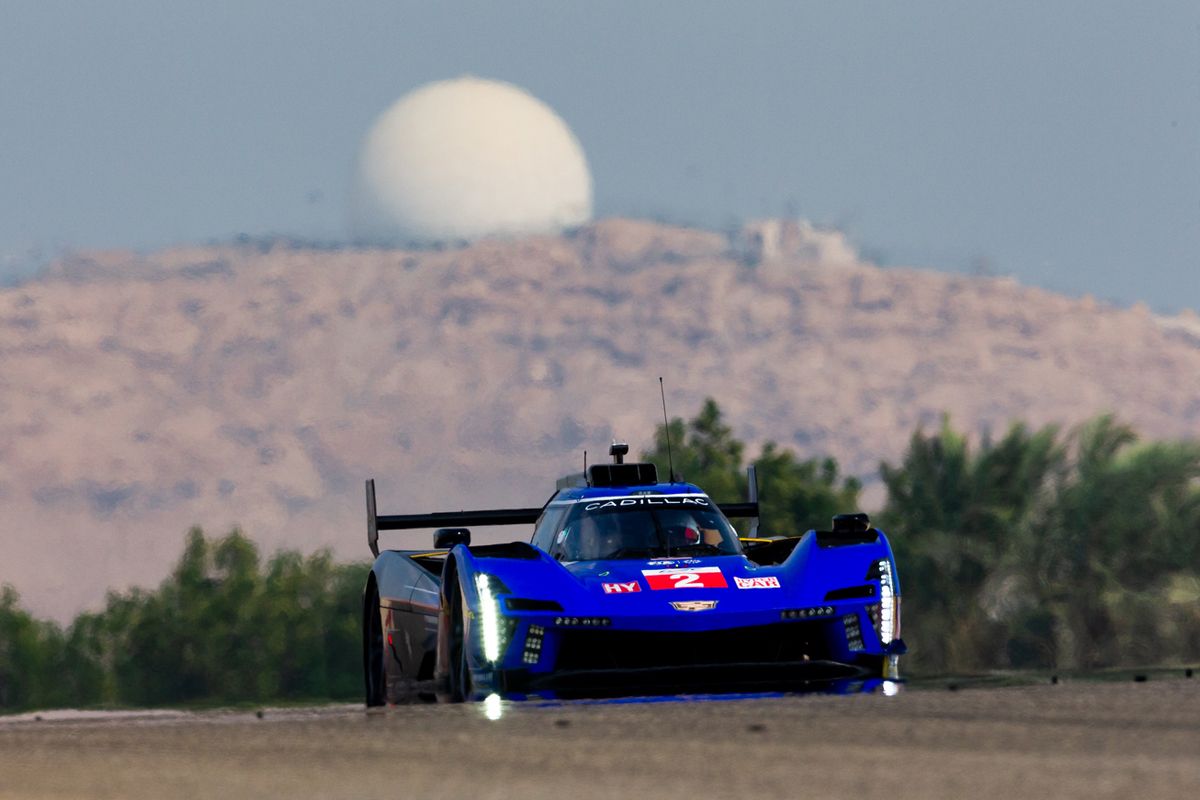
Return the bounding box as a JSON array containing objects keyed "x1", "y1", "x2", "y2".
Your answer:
[{"x1": 362, "y1": 443, "x2": 904, "y2": 704}]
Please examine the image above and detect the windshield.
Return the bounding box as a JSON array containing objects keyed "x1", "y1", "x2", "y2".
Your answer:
[{"x1": 549, "y1": 496, "x2": 743, "y2": 561}]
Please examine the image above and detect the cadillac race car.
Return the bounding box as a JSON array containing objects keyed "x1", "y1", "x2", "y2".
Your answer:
[{"x1": 362, "y1": 444, "x2": 904, "y2": 704}]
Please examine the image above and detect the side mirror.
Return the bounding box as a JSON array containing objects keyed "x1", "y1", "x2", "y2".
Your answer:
[
  {"x1": 832, "y1": 513, "x2": 871, "y2": 534},
  {"x1": 434, "y1": 528, "x2": 471, "y2": 549},
  {"x1": 816, "y1": 512, "x2": 878, "y2": 546}
]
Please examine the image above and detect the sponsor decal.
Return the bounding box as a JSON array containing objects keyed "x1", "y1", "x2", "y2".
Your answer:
[
  {"x1": 670, "y1": 600, "x2": 718, "y2": 612},
  {"x1": 641, "y1": 566, "x2": 728, "y2": 590},
  {"x1": 734, "y1": 576, "x2": 781, "y2": 589},
  {"x1": 645, "y1": 558, "x2": 702, "y2": 567},
  {"x1": 584, "y1": 496, "x2": 711, "y2": 511},
  {"x1": 602, "y1": 581, "x2": 641, "y2": 594}
]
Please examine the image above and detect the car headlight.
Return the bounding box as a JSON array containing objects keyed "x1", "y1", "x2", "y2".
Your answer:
[
  {"x1": 875, "y1": 558, "x2": 898, "y2": 645},
  {"x1": 475, "y1": 573, "x2": 505, "y2": 662}
]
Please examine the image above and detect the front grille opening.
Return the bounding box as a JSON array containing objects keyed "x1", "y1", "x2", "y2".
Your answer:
[
  {"x1": 554, "y1": 622, "x2": 832, "y2": 671},
  {"x1": 505, "y1": 597, "x2": 564, "y2": 612},
  {"x1": 824, "y1": 585, "x2": 875, "y2": 601}
]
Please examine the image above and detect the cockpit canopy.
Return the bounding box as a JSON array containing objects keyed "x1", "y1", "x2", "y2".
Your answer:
[{"x1": 542, "y1": 495, "x2": 743, "y2": 562}]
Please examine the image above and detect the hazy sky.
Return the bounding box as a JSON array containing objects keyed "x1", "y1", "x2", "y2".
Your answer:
[{"x1": 2, "y1": 1, "x2": 1197, "y2": 310}]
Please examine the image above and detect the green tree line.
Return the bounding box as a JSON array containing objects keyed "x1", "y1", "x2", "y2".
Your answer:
[
  {"x1": 3, "y1": 400, "x2": 1199, "y2": 711},
  {"x1": 644, "y1": 402, "x2": 1200, "y2": 674},
  {"x1": 880, "y1": 414, "x2": 1200, "y2": 672},
  {"x1": 1, "y1": 529, "x2": 366, "y2": 711}
]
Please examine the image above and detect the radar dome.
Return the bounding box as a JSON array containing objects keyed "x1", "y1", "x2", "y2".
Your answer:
[{"x1": 349, "y1": 77, "x2": 593, "y2": 245}]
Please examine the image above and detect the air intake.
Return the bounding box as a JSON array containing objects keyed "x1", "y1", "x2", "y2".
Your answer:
[{"x1": 587, "y1": 463, "x2": 658, "y2": 487}]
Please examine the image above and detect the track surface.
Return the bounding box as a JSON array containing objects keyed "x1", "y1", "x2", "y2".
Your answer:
[{"x1": 2, "y1": 680, "x2": 1198, "y2": 799}]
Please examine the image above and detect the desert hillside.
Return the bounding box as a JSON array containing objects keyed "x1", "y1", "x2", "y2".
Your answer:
[{"x1": 3, "y1": 218, "x2": 1199, "y2": 619}]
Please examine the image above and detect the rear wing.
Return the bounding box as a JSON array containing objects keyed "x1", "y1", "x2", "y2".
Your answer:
[
  {"x1": 365, "y1": 465, "x2": 760, "y2": 557},
  {"x1": 366, "y1": 479, "x2": 542, "y2": 557},
  {"x1": 726, "y1": 464, "x2": 760, "y2": 537}
]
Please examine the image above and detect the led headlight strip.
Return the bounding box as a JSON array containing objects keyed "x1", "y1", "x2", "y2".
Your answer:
[
  {"x1": 877, "y1": 558, "x2": 895, "y2": 645},
  {"x1": 781, "y1": 606, "x2": 835, "y2": 620},
  {"x1": 522, "y1": 624, "x2": 544, "y2": 665},
  {"x1": 475, "y1": 573, "x2": 503, "y2": 662},
  {"x1": 554, "y1": 616, "x2": 611, "y2": 627}
]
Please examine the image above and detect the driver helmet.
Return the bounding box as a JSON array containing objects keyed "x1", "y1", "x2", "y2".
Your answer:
[{"x1": 662, "y1": 510, "x2": 702, "y2": 546}]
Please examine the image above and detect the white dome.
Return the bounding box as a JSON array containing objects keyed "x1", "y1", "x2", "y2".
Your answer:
[{"x1": 349, "y1": 77, "x2": 593, "y2": 245}]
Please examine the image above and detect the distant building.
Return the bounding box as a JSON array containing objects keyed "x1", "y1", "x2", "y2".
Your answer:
[{"x1": 736, "y1": 219, "x2": 858, "y2": 267}]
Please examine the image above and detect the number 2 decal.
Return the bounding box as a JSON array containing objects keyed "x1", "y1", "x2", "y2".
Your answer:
[{"x1": 642, "y1": 567, "x2": 729, "y2": 590}]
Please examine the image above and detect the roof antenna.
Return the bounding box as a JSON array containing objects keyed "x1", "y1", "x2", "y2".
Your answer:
[
  {"x1": 583, "y1": 449, "x2": 588, "y2": 473},
  {"x1": 659, "y1": 377, "x2": 676, "y2": 482}
]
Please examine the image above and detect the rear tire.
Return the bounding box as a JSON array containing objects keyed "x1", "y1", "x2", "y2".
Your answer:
[{"x1": 363, "y1": 583, "x2": 386, "y2": 707}]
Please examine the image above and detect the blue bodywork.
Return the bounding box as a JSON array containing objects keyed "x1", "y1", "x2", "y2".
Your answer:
[{"x1": 363, "y1": 474, "x2": 903, "y2": 703}]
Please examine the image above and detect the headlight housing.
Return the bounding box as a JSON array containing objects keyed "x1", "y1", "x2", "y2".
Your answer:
[
  {"x1": 474, "y1": 573, "x2": 507, "y2": 662},
  {"x1": 868, "y1": 558, "x2": 900, "y2": 645}
]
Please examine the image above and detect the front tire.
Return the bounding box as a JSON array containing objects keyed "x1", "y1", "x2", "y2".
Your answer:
[{"x1": 448, "y1": 586, "x2": 474, "y2": 702}]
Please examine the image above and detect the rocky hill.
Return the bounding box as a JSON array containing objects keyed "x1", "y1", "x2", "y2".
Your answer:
[{"x1": 3, "y1": 219, "x2": 1199, "y2": 620}]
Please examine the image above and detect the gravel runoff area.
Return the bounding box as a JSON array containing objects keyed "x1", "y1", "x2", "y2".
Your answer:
[{"x1": 1, "y1": 679, "x2": 1197, "y2": 799}]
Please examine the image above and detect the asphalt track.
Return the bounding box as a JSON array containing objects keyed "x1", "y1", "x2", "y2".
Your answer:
[{"x1": 1, "y1": 678, "x2": 1198, "y2": 799}]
